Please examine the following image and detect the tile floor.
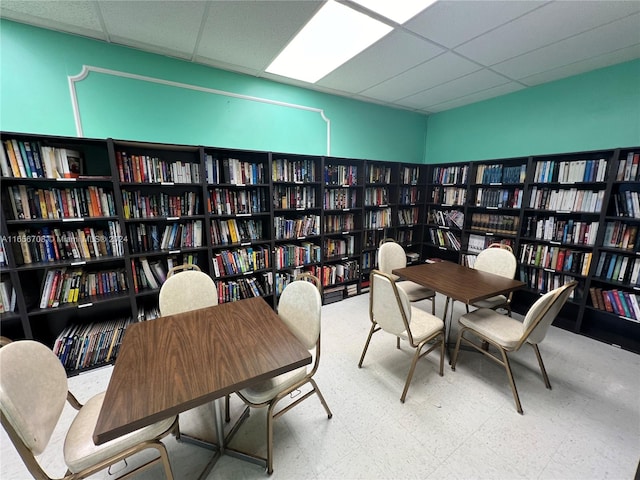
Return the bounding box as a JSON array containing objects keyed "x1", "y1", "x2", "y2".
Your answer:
[{"x1": 1, "y1": 293, "x2": 639, "y2": 479}]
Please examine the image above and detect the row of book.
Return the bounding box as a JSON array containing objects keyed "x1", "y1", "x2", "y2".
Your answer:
[
  {"x1": 615, "y1": 151, "x2": 640, "y2": 182},
  {"x1": 128, "y1": 221, "x2": 204, "y2": 252},
  {"x1": 533, "y1": 158, "x2": 608, "y2": 184},
  {"x1": 364, "y1": 230, "x2": 387, "y2": 249},
  {"x1": 398, "y1": 207, "x2": 420, "y2": 225},
  {"x1": 274, "y1": 242, "x2": 322, "y2": 269},
  {"x1": 519, "y1": 267, "x2": 578, "y2": 299},
  {"x1": 115, "y1": 151, "x2": 201, "y2": 184},
  {"x1": 11, "y1": 223, "x2": 124, "y2": 265},
  {"x1": 52, "y1": 317, "x2": 135, "y2": 371},
  {"x1": 397, "y1": 230, "x2": 415, "y2": 245},
  {"x1": 208, "y1": 187, "x2": 269, "y2": 215},
  {"x1": 399, "y1": 186, "x2": 420, "y2": 205},
  {"x1": 274, "y1": 215, "x2": 320, "y2": 240},
  {"x1": 210, "y1": 218, "x2": 264, "y2": 245},
  {"x1": 519, "y1": 243, "x2": 592, "y2": 276},
  {"x1": 39, "y1": 267, "x2": 128, "y2": 309},
  {"x1": 204, "y1": 156, "x2": 266, "y2": 185},
  {"x1": 364, "y1": 187, "x2": 389, "y2": 206},
  {"x1": 274, "y1": 268, "x2": 316, "y2": 296},
  {"x1": 325, "y1": 164, "x2": 358, "y2": 186},
  {"x1": 400, "y1": 166, "x2": 420, "y2": 185},
  {"x1": 364, "y1": 208, "x2": 392, "y2": 229},
  {"x1": 362, "y1": 251, "x2": 376, "y2": 270},
  {"x1": 589, "y1": 287, "x2": 640, "y2": 321},
  {"x1": 612, "y1": 189, "x2": 640, "y2": 218},
  {"x1": 324, "y1": 235, "x2": 356, "y2": 258},
  {"x1": 431, "y1": 186, "x2": 467, "y2": 206},
  {"x1": 432, "y1": 165, "x2": 469, "y2": 185},
  {"x1": 216, "y1": 275, "x2": 273, "y2": 304},
  {"x1": 319, "y1": 260, "x2": 360, "y2": 286},
  {"x1": 473, "y1": 187, "x2": 523, "y2": 209},
  {"x1": 212, "y1": 246, "x2": 270, "y2": 278},
  {"x1": 1, "y1": 139, "x2": 83, "y2": 179},
  {"x1": 528, "y1": 187, "x2": 604, "y2": 213},
  {"x1": 324, "y1": 188, "x2": 358, "y2": 210},
  {"x1": 0, "y1": 279, "x2": 16, "y2": 313},
  {"x1": 594, "y1": 254, "x2": 640, "y2": 285},
  {"x1": 121, "y1": 190, "x2": 201, "y2": 219},
  {"x1": 137, "y1": 304, "x2": 161, "y2": 321},
  {"x1": 367, "y1": 165, "x2": 392, "y2": 184},
  {"x1": 273, "y1": 185, "x2": 317, "y2": 209},
  {"x1": 271, "y1": 158, "x2": 317, "y2": 183},
  {"x1": 466, "y1": 235, "x2": 513, "y2": 254},
  {"x1": 428, "y1": 209, "x2": 464, "y2": 229},
  {"x1": 602, "y1": 221, "x2": 639, "y2": 251},
  {"x1": 131, "y1": 255, "x2": 199, "y2": 292},
  {"x1": 475, "y1": 163, "x2": 526, "y2": 184},
  {"x1": 6, "y1": 184, "x2": 116, "y2": 220},
  {"x1": 324, "y1": 213, "x2": 356, "y2": 233},
  {"x1": 522, "y1": 216, "x2": 599, "y2": 246},
  {"x1": 469, "y1": 213, "x2": 520, "y2": 235},
  {"x1": 427, "y1": 228, "x2": 461, "y2": 251}
]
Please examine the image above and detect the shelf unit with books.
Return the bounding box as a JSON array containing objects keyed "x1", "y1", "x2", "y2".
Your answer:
[
  {"x1": 424, "y1": 162, "x2": 469, "y2": 263},
  {"x1": 206, "y1": 147, "x2": 273, "y2": 305},
  {"x1": 1, "y1": 133, "x2": 133, "y2": 375},
  {"x1": 395, "y1": 163, "x2": 427, "y2": 265},
  {"x1": 513, "y1": 150, "x2": 613, "y2": 334},
  {"x1": 581, "y1": 148, "x2": 640, "y2": 351}
]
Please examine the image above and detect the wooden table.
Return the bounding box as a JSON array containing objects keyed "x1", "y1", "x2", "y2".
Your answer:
[
  {"x1": 93, "y1": 297, "x2": 311, "y2": 477},
  {"x1": 393, "y1": 261, "x2": 525, "y2": 348}
]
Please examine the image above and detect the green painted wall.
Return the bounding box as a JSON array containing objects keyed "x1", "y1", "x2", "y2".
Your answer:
[
  {"x1": 0, "y1": 20, "x2": 428, "y2": 163},
  {"x1": 425, "y1": 59, "x2": 640, "y2": 163}
]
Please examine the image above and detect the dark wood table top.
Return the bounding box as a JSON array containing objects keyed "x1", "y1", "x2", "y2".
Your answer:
[
  {"x1": 393, "y1": 261, "x2": 525, "y2": 305},
  {"x1": 93, "y1": 297, "x2": 311, "y2": 445}
]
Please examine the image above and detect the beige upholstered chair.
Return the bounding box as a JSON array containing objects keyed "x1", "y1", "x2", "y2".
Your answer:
[
  {"x1": 451, "y1": 281, "x2": 577, "y2": 414},
  {"x1": 158, "y1": 264, "x2": 219, "y2": 446},
  {"x1": 469, "y1": 243, "x2": 518, "y2": 315},
  {"x1": 359, "y1": 270, "x2": 445, "y2": 403},
  {"x1": 0, "y1": 340, "x2": 177, "y2": 480},
  {"x1": 236, "y1": 278, "x2": 332, "y2": 474},
  {"x1": 378, "y1": 240, "x2": 436, "y2": 314},
  {"x1": 158, "y1": 264, "x2": 218, "y2": 315}
]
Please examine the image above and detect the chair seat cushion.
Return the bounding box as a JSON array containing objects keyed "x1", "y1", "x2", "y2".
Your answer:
[
  {"x1": 239, "y1": 366, "x2": 308, "y2": 405},
  {"x1": 472, "y1": 294, "x2": 508, "y2": 309},
  {"x1": 396, "y1": 281, "x2": 436, "y2": 302},
  {"x1": 459, "y1": 308, "x2": 524, "y2": 349},
  {"x1": 399, "y1": 307, "x2": 444, "y2": 343},
  {"x1": 64, "y1": 392, "x2": 176, "y2": 473}
]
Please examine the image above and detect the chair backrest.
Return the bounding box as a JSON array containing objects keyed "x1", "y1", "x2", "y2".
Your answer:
[
  {"x1": 0, "y1": 340, "x2": 68, "y2": 456},
  {"x1": 294, "y1": 272, "x2": 323, "y2": 294},
  {"x1": 369, "y1": 270, "x2": 411, "y2": 336},
  {"x1": 278, "y1": 280, "x2": 322, "y2": 352},
  {"x1": 521, "y1": 281, "x2": 578, "y2": 346},
  {"x1": 166, "y1": 263, "x2": 201, "y2": 277},
  {"x1": 159, "y1": 268, "x2": 218, "y2": 316},
  {"x1": 378, "y1": 241, "x2": 407, "y2": 275},
  {"x1": 474, "y1": 244, "x2": 517, "y2": 279}
]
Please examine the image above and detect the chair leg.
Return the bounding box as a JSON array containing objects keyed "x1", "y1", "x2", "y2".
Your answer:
[
  {"x1": 266, "y1": 403, "x2": 276, "y2": 475},
  {"x1": 400, "y1": 345, "x2": 424, "y2": 403},
  {"x1": 310, "y1": 378, "x2": 333, "y2": 418},
  {"x1": 358, "y1": 323, "x2": 377, "y2": 367},
  {"x1": 438, "y1": 331, "x2": 445, "y2": 376},
  {"x1": 499, "y1": 348, "x2": 523, "y2": 414},
  {"x1": 531, "y1": 343, "x2": 552, "y2": 389},
  {"x1": 156, "y1": 441, "x2": 175, "y2": 480}
]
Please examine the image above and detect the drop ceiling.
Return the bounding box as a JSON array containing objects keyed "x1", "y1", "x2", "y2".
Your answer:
[{"x1": 1, "y1": 0, "x2": 639, "y2": 114}]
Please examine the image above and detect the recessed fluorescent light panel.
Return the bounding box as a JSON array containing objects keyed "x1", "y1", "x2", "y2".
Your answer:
[
  {"x1": 266, "y1": 0, "x2": 392, "y2": 83},
  {"x1": 350, "y1": 0, "x2": 438, "y2": 24}
]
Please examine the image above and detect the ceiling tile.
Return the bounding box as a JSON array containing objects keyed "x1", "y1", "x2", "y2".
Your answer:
[
  {"x1": 196, "y1": 0, "x2": 323, "y2": 72},
  {"x1": 519, "y1": 44, "x2": 640, "y2": 86},
  {"x1": 405, "y1": 0, "x2": 545, "y2": 48},
  {"x1": 395, "y1": 68, "x2": 511, "y2": 109},
  {"x1": 492, "y1": 13, "x2": 640, "y2": 79},
  {"x1": 317, "y1": 30, "x2": 444, "y2": 93},
  {"x1": 98, "y1": 1, "x2": 207, "y2": 56},
  {"x1": 425, "y1": 82, "x2": 525, "y2": 112},
  {"x1": 360, "y1": 52, "x2": 481, "y2": 102},
  {"x1": 455, "y1": 0, "x2": 640, "y2": 66},
  {"x1": 0, "y1": 0, "x2": 106, "y2": 39}
]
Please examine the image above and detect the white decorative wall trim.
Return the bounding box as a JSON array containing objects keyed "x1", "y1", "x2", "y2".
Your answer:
[{"x1": 68, "y1": 65, "x2": 332, "y2": 154}]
